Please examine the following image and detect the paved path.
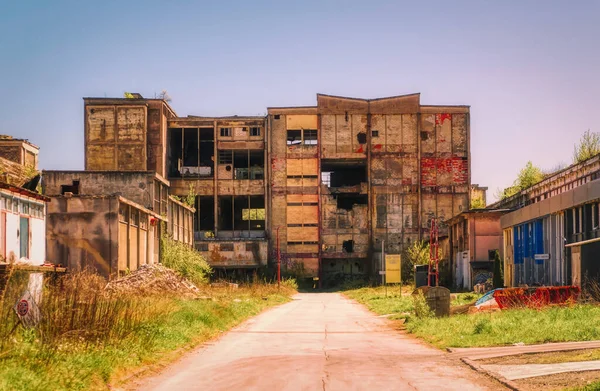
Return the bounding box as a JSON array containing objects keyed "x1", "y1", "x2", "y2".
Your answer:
[
  {"x1": 449, "y1": 341, "x2": 600, "y2": 360},
  {"x1": 481, "y1": 361, "x2": 600, "y2": 380},
  {"x1": 134, "y1": 293, "x2": 501, "y2": 391}
]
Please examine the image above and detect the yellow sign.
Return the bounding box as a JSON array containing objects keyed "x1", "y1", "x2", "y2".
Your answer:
[{"x1": 385, "y1": 254, "x2": 401, "y2": 284}]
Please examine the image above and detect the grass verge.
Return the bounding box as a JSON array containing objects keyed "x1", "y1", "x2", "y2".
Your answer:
[
  {"x1": 0, "y1": 271, "x2": 293, "y2": 391},
  {"x1": 344, "y1": 286, "x2": 600, "y2": 349}
]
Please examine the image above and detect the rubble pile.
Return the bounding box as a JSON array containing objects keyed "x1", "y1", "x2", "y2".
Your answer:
[{"x1": 105, "y1": 264, "x2": 200, "y2": 295}]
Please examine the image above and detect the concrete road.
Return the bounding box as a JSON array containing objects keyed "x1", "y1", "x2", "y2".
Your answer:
[{"x1": 134, "y1": 293, "x2": 503, "y2": 391}]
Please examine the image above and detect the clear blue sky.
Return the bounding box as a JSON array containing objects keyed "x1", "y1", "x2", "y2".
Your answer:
[{"x1": 1, "y1": 1, "x2": 598, "y2": 201}]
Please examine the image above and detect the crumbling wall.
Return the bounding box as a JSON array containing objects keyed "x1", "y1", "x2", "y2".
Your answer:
[
  {"x1": 46, "y1": 196, "x2": 119, "y2": 279},
  {"x1": 85, "y1": 104, "x2": 147, "y2": 171}
]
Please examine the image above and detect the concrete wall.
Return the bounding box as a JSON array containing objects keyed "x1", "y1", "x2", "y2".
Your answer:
[
  {"x1": 46, "y1": 195, "x2": 161, "y2": 279},
  {"x1": 42, "y1": 170, "x2": 169, "y2": 213},
  {"x1": 195, "y1": 240, "x2": 268, "y2": 267},
  {"x1": 46, "y1": 196, "x2": 120, "y2": 279}
]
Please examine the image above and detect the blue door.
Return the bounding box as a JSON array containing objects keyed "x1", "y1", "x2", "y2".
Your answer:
[{"x1": 19, "y1": 217, "x2": 29, "y2": 259}]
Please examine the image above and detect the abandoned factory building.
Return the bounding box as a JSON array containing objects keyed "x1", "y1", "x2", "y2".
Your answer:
[{"x1": 77, "y1": 93, "x2": 471, "y2": 281}]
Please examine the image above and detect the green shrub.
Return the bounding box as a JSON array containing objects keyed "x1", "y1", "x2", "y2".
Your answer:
[
  {"x1": 160, "y1": 235, "x2": 211, "y2": 286},
  {"x1": 413, "y1": 290, "x2": 434, "y2": 319},
  {"x1": 281, "y1": 278, "x2": 298, "y2": 290}
]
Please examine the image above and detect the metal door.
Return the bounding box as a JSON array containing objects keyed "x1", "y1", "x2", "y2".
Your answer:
[{"x1": 19, "y1": 217, "x2": 29, "y2": 259}]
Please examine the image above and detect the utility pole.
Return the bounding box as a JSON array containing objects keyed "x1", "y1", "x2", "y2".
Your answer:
[{"x1": 276, "y1": 226, "x2": 281, "y2": 288}]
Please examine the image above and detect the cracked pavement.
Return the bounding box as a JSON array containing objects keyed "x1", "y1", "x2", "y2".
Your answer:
[{"x1": 133, "y1": 293, "x2": 503, "y2": 391}]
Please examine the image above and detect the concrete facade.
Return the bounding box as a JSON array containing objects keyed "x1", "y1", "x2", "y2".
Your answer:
[
  {"x1": 46, "y1": 195, "x2": 164, "y2": 279},
  {"x1": 81, "y1": 93, "x2": 471, "y2": 282},
  {"x1": 0, "y1": 135, "x2": 39, "y2": 169}
]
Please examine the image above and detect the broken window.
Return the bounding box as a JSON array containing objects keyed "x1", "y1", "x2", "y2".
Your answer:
[
  {"x1": 220, "y1": 243, "x2": 234, "y2": 251},
  {"x1": 287, "y1": 129, "x2": 318, "y2": 146},
  {"x1": 168, "y1": 127, "x2": 215, "y2": 177},
  {"x1": 220, "y1": 128, "x2": 232, "y2": 137},
  {"x1": 195, "y1": 196, "x2": 215, "y2": 232},
  {"x1": 226, "y1": 150, "x2": 264, "y2": 179},
  {"x1": 250, "y1": 127, "x2": 261, "y2": 136},
  {"x1": 219, "y1": 195, "x2": 265, "y2": 233},
  {"x1": 321, "y1": 161, "x2": 367, "y2": 188},
  {"x1": 196, "y1": 243, "x2": 209, "y2": 251},
  {"x1": 336, "y1": 194, "x2": 368, "y2": 211},
  {"x1": 287, "y1": 130, "x2": 302, "y2": 145}
]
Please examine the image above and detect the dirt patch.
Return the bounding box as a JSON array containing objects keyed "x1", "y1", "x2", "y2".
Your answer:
[
  {"x1": 479, "y1": 349, "x2": 600, "y2": 366},
  {"x1": 105, "y1": 264, "x2": 200, "y2": 296},
  {"x1": 514, "y1": 369, "x2": 600, "y2": 390}
]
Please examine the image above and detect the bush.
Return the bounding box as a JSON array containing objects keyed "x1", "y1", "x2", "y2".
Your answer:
[
  {"x1": 160, "y1": 235, "x2": 211, "y2": 286},
  {"x1": 413, "y1": 290, "x2": 434, "y2": 319}
]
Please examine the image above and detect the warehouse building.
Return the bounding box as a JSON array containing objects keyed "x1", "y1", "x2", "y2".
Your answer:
[{"x1": 80, "y1": 93, "x2": 471, "y2": 283}]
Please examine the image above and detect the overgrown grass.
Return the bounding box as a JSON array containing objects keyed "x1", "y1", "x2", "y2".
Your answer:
[
  {"x1": 407, "y1": 305, "x2": 600, "y2": 348},
  {"x1": 160, "y1": 234, "x2": 211, "y2": 286},
  {"x1": 344, "y1": 286, "x2": 600, "y2": 349},
  {"x1": 0, "y1": 269, "x2": 294, "y2": 391},
  {"x1": 343, "y1": 285, "x2": 414, "y2": 319}
]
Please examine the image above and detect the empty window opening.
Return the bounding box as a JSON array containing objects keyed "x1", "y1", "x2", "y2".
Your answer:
[
  {"x1": 250, "y1": 127, "x2": 261, "y2": 136},
  {"x1": 225, "y1": 150, "x2": 264, "y2": 179},
  {"x1": 342, "y1": 240, "x2": 354, "y2": 253},
  {"x1": 372, "y1": 130, "x2": 379, "y2": 138},
  {"x1": 321, "y1": 161, "x2": 367, "y2": 187},
  {"x1": 219, "y1": 195, "x2": 265, "y2": 232},
  {"x1": 195, "y1": 196, "x2": 215, "y2": 232},
  {"x1": 220, "y1": 128, "x2": 232, "y2": 137},
  {"x1": 60, "y1": 180, "x2": 80, "y2": 195},
  {"x1": 168, "y1": 128, "x2": 215, "y2": 177},
  {"x1": 336, "y1": 194, "x2": 368, "y2": 211},
  {"x1": 356, "y1": 132, "x2": 367, "y2": 144},
  {"x1": 274, "y1": 114, "x2": 281, "y2": 120}
]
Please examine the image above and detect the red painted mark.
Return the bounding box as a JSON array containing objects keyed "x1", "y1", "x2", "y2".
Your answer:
[
  {"x1": 356, "y1": 146, "x2": 364, "y2": 153},
  {"x1": 373, "y1": 144, "x2": 383, "y2": 150},
  {"x1": 435, "y1": 113, "x2": 452, "y2": 125},
  {"x1": 420, "y1": 157, "x2": 468, "y2": 186}
]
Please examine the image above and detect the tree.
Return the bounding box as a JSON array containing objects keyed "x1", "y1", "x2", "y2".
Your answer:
[
  {"x1": 157, "y1": 89, "x2": 172, "y2": 103},
  {"x1": 402, "y1": 240, "x2": 430, "y2": 283},
  {"x1": 573, "y1": 129, "x2": 600, "y2": 163},
  {"x1": 492, "y1": 250, "x2": 504, "y2": 288},
  {"x1": 498, "y1": 161, "x2": 544, "y2": 200}
]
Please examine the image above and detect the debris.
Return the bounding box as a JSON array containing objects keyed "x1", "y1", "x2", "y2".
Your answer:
[{"x1": 105, "y1": 264, "x2": 200, "y2": 295}]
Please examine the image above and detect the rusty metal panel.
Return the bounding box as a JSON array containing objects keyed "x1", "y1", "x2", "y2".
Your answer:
[
  {"x1": 402, "y1": 114, "x2": 417, "y2": 153},
  {"x1": 386, "y1": 115, "x2": 402, "y2": 153},
  {"x1": 117, "y1": 106, "x2": 146, "y2": 142},
  {"x1": 287, "y1": 115, "x2": 317, "y2": 129},
  {"x1": 87, "y1": 106, "x2": 115, "y2": 142}
]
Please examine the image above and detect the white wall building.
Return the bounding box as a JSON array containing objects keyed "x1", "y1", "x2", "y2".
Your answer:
[{"x1": 0, "y1": 182, "x2": 48, "y2": 265}]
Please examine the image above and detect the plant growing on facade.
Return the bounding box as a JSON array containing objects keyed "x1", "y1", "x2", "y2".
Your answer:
[
  {"x1": 470, "y1": 197, "x2": 486, "y2": 209},
  {"x1": 498, "y1": 161, "x2": 545, "y2": 200},
  {"x1": 184, "y1": 183, "x2": 196, "y2": 208},
  {"x1": 573, "y1": 129, "x2": 600, "y2": 163}
]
